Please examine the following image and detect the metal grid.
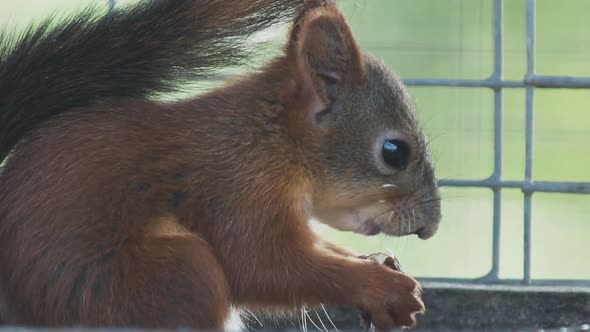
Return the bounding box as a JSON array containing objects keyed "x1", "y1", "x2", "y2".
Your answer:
[
  {"x1": 105, "y1": 0, "x2": 590, "y2": 286},
  {"x1": 411, "y1": 0, "x2": 590, "y2": 287}
]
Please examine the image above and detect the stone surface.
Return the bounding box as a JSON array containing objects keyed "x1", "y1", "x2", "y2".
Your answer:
[{"x1": 0, "y1": 282, "x2": 589, "y2": 331}]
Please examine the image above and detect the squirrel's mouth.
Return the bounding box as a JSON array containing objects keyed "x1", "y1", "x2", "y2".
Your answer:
[
  {"x1": 356, "y1": 220, "x2": 430, "y2": 238},
  {"x1": 354, "y1": 219, "x2": 415, "y2": 237},
  {"x1": 355, "y1": 219, "x2": 381, "y2": 236},
  {"x1": 355, "y1": 209, "x2": 438, "y2": 239},
  {"x1": 311, "y1": 196, "x2": 440, "y2": 239}
]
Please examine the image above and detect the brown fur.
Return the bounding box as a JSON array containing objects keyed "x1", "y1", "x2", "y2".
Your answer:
[{"x1": 0, "y1": 0, "x2": 440, "y2": 329}]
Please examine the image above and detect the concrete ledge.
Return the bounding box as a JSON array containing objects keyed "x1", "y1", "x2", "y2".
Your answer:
[
  {"x1": 413, "y1": 282, "x2": 590, "y2": 331},
  {"x1": 1, "y1": 283, "x2": 589, "y2": 331}
]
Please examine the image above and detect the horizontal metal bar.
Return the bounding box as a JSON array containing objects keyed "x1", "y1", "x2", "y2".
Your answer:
[
  {"x1": 403, "y1": 78, "x2": 524, "y2": 88},
  {"x1": 402, "y1": 74, "x2": 590, "y2": 89},
  {"x1": 526, "y1": 74, "x2": 590, "y2": 88},
  {"x1": 438, "y1": 178, "x2": 590, "y2": 194},
  {"x1": 418, "y1": 277, "x2": 590, "y2": 287}
]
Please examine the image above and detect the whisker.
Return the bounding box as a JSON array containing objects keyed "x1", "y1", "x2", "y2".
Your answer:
[
  {"x1": 412, "y1": 190, "x2": 432, "y2": 202},
  {"x1": 313, "y1": 308, "x2": 328, "y2": 332},
  {"x1": 414, "y1": 200, "x2": 440, "y2": 207},
  {"x1": 244, "y1": 309, "x2": 263, "y2": 328},
  {"x1": 439, "y1": 194, "x2": 467, "y2": 200},
  {"x1": 312, "y1": 308, "x2": 329, "y2": 332},
  {"x1": 372, "y1": 208, "x2": 394, "y2": 219},
  {"x1": 396, "y1": 209, "x2": 402, "y2": 234},
  {"x1": 238, "y1": 312, "x2": 254, "y2": 332},
  {"x1": 412, "y1": 198, "x2": 442, "y2": 207},
  {"x1": 300, "y1": 307, "x2": 308, "y2": 332},
  {"x1": 305, "y1": 308, "x2": 326, "y2": 332},
  {"x1": 321, "y1": 304, "x2": 339, "y2": 332}
]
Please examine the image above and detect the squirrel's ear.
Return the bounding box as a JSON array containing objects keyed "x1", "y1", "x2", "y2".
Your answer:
[{"x1": 288, "y1": 4, "x2": 366, "y2": 106}]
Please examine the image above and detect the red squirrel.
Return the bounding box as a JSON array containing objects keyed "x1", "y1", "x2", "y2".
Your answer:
[{"x1": 0, "y1": 0, "x2": 441, "y2": 329}]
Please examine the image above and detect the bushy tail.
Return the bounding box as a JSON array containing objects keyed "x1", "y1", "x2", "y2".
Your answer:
[{"x1": 0, "y1": 0, "x2": 304, "y2": 162}]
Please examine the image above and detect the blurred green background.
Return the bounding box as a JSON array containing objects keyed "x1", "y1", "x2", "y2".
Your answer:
[{"x1": 1, "y1": 0, "x2": 588, "y2": 281}]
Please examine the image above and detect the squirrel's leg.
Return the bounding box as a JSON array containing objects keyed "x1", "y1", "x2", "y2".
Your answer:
[
  {"x1": 106, "y1": 234, "x2": 231, "y2": 329},
  {"x1": 10, "y1": 234, "x2": 230, "y2": 329}
]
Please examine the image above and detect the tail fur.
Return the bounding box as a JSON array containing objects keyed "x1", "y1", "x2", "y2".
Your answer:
[{"x1": 0, "y1": 0, "x2": 303, "y2": 162}]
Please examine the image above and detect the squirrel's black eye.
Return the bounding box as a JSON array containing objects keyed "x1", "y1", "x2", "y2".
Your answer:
[{"x1": 382, "y1": 139, "x2": 410, "y2": 170}]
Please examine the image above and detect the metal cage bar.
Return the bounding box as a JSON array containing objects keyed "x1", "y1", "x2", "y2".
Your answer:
[
  {"x1": 523, "y1": 0, "x2": 536, "y2": 286},
  {"x1": 405, "y1": 0, "x2": 590, "y2": 286},
  {"x1": 486, "y1": 0, "x2": 504, "y2": 282}
]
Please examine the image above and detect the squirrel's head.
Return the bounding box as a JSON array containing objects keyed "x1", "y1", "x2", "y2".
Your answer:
[{"x1": 285, "y1": 1, "x2": 441, "y2": 239}]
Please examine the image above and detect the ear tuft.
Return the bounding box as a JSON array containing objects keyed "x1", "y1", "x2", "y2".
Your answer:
[{"x1": 288, "y1": 4, "x2": 366, "y2": 106}]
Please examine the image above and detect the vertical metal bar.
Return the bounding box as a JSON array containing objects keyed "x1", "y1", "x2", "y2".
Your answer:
[
  {"x1": 524, "y1": 0, "x2": 536, "y2": 285},
  {"x1": 526, "y1": 0, "x2": 536, "y2": 75},
  {"x1": 489, "y1": 0, "x2": 504, "y2": 281}
]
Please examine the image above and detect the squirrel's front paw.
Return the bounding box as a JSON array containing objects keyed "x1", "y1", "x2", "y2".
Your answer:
[{"x1": 356, "y1": 263, "x2": 424, "y2": 330}]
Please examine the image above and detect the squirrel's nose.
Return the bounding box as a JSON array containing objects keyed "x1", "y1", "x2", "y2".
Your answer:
[{"x1": 415, "y1": 224, "x2": 438, "y2": 240}]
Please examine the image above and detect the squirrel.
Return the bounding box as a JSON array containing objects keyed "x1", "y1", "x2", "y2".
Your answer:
[{"x1": 0, "y1": 0, "x2": 441, "y2": 330}]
